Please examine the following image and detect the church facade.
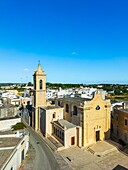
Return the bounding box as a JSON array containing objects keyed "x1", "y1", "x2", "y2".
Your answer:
[
  {"x1": 32, "y1": 64, "x2": 111, "y2": 148},
  {"x1": 56, "y1": 93, "x2": 111, "y2": 147}
]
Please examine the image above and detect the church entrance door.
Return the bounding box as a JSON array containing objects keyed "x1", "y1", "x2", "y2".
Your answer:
[{"x1": 96, "y1": 131, "x2": 100, "y2": 141}]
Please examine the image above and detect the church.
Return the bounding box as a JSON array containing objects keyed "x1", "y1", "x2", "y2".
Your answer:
[{"x1": 32, "y1": 64, "x2": 111, "y2": 148}]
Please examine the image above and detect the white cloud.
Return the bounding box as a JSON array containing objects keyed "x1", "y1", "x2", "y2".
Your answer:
[{"x1": 24, "y1": 68, "x2": 29, "y2": 72}]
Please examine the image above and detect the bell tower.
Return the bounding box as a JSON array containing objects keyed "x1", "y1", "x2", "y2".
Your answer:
[{"x1": 32, "y1": 63, "x2": 46, "y2": 130}]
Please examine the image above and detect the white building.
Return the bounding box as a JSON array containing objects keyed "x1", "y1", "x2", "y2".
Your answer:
[
  {"x1": 0, "y1": 130, "x2": 29, "y2": 170},
  {"x1": 1, "y1": 91, "x2": 19, "y2": 100},
  {"x1": 0, "y1": 117, "x2": 21, "y2": 131},
  {"x1": 46, "y1": 89, "x2": 56, "y2": 99}
]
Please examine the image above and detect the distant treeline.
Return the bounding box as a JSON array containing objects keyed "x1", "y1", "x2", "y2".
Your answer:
[
  {"x1": 1, "y1": 83, "x2": 128, "y2": 95},
  {"x1": 46, "y1": 82, "x2": 85, "y2": 89},
  {"x1": 0, "y1": 83, "x2": 21, "y2": 86}
]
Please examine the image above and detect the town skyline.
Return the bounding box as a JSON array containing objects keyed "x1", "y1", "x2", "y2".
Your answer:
[{"x1": 0, "y1": 0, "x2": 128, "y2": 83}]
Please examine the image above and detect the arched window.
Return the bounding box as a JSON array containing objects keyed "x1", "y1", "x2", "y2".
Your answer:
[
  {"x1": 40, "y1": 80, "x2": 43, "y2": 89},
  {"x1": 73, "y1": 106, "x2": 77, "y2": 115},
  {"x1": 66, "y1": 104, "x2": 69, "y2": 112}
]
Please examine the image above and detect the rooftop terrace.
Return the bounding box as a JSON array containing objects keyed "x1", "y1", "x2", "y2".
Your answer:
[
  {"x1": 0, "y1": 137, "x2": 21, "y2": 148},
  {"x1": 0, "y1": 149, "x2": 14, "y2": 169}
]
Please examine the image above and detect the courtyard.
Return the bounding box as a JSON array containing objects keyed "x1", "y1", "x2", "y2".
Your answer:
[{"x1": 59, "y1": 140, "x2": 128, "y2": 170}]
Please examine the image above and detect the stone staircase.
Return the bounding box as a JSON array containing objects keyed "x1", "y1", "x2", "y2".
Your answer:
[{"x1": 87, "y1": 148, "x2": 95, "y2": 154}]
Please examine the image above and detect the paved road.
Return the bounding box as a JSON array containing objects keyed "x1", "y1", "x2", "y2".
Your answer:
[{"x1": 27, "y1": 126, "x2": 60, "y2": 170}]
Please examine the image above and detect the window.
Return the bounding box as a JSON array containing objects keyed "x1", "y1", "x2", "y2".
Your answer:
[
  {"x1": 40, "y1": 80, "x2": 43, "y2": 89},
  {"x1": 53, "y1": 112, "x2": 56, "y2": 119},
  {"x1": 60, "y1": 131, "x2": 62, "y2": 139},
  {"x1": 55, "y1": 129, "x2": 57, "y2": 135},
  {"x1": 125, "y1": 119, "x2": 127, "y2": 126},
  {"x1": 57, "y1": 129, "x2": 59, "y2": 136},
  {"x1": 124, "y1": 133, "x2": 127, "y2": 142},
  {"x1": 66, "y1": 104, "x2": 69, "y2": 112},
  {"x1": 73, "y1": 106, "x2": 77, "y2": 115},
  {"x1": 116, "y1": 128, "x2": 119, "y2": 137},
  {"x1": 116, "y1": 114, "x2": 118, "y2": 121},
  {"x1": 62, "y1": 132, "x2": 64, "y2": 140}
]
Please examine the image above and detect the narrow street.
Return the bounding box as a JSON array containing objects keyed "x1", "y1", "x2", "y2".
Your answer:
[{"x1": 25, "y1": 126, "x2": 60, "y2": 170}]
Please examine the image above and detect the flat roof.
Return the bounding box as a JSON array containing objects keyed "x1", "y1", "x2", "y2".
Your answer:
[
  {"x1": 0, "y1": 104, "x2": 16, "y2": 109},
  {"x1": 41, "y1": 106, "x2": 61, "y2": 110},
  {"x1": 0, "y1": 149, "x2": 14, "y2": 169},
  {"x1": 57, "y1": 97, "x2": 91, "y2": 104},
  {"x1": 0, "y1": 130, "x2": 15, "y2": 135},
  {"x1": 113, "y1": 105, "x2": 123, "y2": 108},
  {"x1": 119, "y1": 109, "x2": 128, "y2": 113},
  {"x1": 0, "y1": 136, "x2": 23, "y2": 169},
  {"x1": 0, "y1": 116, "x2": 20, "y2": 121},
  {"x1": 0, "y1": 137, "x2": 21, "y2": 148},
  {"x1": 55, "y1": 119, "x2": 76, "y2": 129}
]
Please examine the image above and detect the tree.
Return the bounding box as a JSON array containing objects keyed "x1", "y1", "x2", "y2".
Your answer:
[
  {"x1": 28, "y1": 82, "x2": 33, "y2": 86},
  {"x1": 11, "y1": 122, "x2": 26, "y2": 130}
]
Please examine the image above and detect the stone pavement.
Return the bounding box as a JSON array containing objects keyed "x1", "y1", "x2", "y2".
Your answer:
[
  {"x1": 21, "y1": 131, "x2": 128, "y2": 170},
  {"x1": 59, "y1": 143, "x2": 128, "y2": 170},
  {"x1": 20, "y1": 116, "x2": 128, "y2": 170},
  {"x1": 87, "y1": 140, "x2": 118, "y2": 156}
]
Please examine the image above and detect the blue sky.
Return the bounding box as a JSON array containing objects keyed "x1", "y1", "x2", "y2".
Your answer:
[{"x1": 0, "y1": 0, "x2": 128, "y2": 84}]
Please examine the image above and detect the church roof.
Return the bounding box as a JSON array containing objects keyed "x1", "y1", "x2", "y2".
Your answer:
[
  {"x1": 54, "y1": 119, "x2": 76, "y2": 129},
  {"x1": 57, "y1": 97, "x2": 92, "y2": 104}
]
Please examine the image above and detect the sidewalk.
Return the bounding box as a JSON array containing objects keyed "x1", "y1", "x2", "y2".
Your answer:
[{"x1": 19, "y1": 143, "x2": 36, "y2": 170}]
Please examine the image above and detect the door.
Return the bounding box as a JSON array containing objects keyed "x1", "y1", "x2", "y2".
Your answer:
[
  {"x1": 21, "y1": 149, "x2": 24, "y2": 161},
  {"x1": 96, "y1": 131, "x2": 100, "y2": 141},
  {"x1": 71, "y1": 136, "x2": 75, "y2": 145}
]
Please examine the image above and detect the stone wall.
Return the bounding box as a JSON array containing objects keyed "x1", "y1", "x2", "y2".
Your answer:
[{"x1": 0, "y1": 106, "x2": 18, "y2": 118}]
